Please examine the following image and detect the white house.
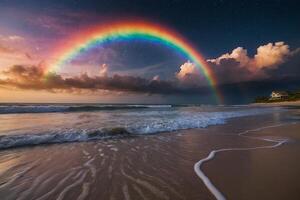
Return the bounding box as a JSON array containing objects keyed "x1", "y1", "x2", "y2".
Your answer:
[{"x1": 270, "y1": 91, "x2": 289, "y2": 99}]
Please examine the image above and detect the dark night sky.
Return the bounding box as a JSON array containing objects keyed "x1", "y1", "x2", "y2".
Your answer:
[{"x1": 1, "y1": 0, "x2": 299, "y2": 57}]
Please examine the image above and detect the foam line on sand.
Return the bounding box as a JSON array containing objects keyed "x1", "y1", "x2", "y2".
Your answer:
[{"x1": 194, "y1": 123, "x2": 296, "y2": 200}]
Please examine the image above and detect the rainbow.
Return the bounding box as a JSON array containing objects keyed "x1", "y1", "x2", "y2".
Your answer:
[{"x1": 48, "y1": 21, "x2": 223, "y2": 103}]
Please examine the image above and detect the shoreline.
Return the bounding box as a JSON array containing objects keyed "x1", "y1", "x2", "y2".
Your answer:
[
  {"x1": 251, "y1": 100, "x2": 300, "y2": 106},
  {"x1": 201, "y1": 121, "x2": 300, "y2": 200},
  {"x1": 194, "y1": 122, "x2": 294, "y2": 200},
  {"x1": 0, "y1": 109, "x2": 299, "y2": 199}
]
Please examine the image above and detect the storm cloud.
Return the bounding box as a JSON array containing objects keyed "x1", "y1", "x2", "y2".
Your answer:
[{"x1": 0, "y1": 65, "x2": 210, "y2": 95}]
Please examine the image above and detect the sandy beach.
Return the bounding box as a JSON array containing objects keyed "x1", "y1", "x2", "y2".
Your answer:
[
  {"x1": 202, "y1": 121, "x2": 300, "y2": 200},
  {"x1": 0, "y1": 106, "x2": 299, "y2": 200},
  {"x1": 252, "y1": 100, "x2": 300, "y2": 106}
]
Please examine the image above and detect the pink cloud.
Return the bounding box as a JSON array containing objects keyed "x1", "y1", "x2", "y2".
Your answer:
[
  {"x1": 208, "y1": 42, "x2": 293, "y2": 71},
  {"x1": 176, "y1": 42, "x2": 299, "y2": 85},
  {"x1": 254, "y1": 42, "x2": 290, "y2": 69}
]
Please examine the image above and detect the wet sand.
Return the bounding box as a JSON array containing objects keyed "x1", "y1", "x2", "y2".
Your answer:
[
  {"x1": 0, "y1": 109, "x2": 299, "y2": 200},
  {"x1": 253, "y1": 100, "x2": 300, "y2": 106},
  {"x1": 202, "y1": 122, "x2": 300, "y2": 200}
]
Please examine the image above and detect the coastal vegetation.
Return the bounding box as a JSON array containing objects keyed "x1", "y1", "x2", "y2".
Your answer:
[{"x1": 254, "y1": 90, "x2": 300, "y2": 103}]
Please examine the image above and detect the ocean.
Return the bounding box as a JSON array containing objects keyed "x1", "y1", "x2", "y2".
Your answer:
[
  {"x1": 0, "y1": 104, "x2": 278, "y2": 149},
  {"x1": 0, "y1": 103, "x2": 299, "y2": 200}
]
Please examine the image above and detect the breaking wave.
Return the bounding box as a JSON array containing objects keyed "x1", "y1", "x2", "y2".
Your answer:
[{"x1": 0, "y1": 106, "x2": 278, "y2": 149}]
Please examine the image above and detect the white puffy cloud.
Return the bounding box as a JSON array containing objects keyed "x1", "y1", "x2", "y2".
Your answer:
[
  {"x1": 176, "y1": 61, "x2": 200, "y2": 80},
  {"x1": 207, "y1": 47, "x2": 250, "y2": 67},
  {"x1": 208, "y1": 42, "x2": 293, "y2": 72},
  {"x1": 175, "y1": 41, "x2": 300, "y2": 85},
  {"x1": 175, "y1": 61, "x2": 206, "y2": 87},
  {"x1": 254, "y1": 42, "x2": 290, "y2": 69}
]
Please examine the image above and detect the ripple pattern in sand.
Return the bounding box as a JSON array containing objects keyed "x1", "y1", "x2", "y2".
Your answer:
[{"x1": 0, "y1": 135, "x2": 193, "y2": 200}]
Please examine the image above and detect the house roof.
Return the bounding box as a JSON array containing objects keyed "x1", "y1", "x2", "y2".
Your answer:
[{"x1": 272, "y1": 91, "x2": 288, "y2": 95}]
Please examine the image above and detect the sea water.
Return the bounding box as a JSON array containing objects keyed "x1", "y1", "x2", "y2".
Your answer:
[{"x1": 0, "y1": 104, "x2": 279, "y2": 149}]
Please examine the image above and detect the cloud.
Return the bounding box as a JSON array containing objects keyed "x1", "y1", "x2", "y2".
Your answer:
[
  {"x1": 264, "y1": 48, "x2": 300, "y2": 79},
  {"x1": 207, "y1": 41, "x2": 300, "y2": 83},
  {"x1": 0, "y1": 35, "x2": 37, "y2": 68},
  {"x1": 7, "y1": 35, "x2": 24, "y2": 41},
  {"x1": 0, "y1": 35, "x2": 24, "y2": 54},
  {"x1": 99, "y1": 63, "x2": 108, "y2": 76},
  {"x1": 176, "y1": 61, "x2": 199, "y2": 79},
  {"x1": 175, "y1": 61, "x2": 206, "y2": 87},
  {"x1": 0, "y1": 44, "x2": 34, "y2": 68},
  {"x1": 0, "y1": 65, "x2": 207, "y2": 95},
  {"x1": 254, "y1": 42, "x2": 290, "y2": 69},
  {"x1": 208, "y1": 42, "x2": 292, "y2": 70},
  {"x1": 207, "y1": 47, "x2": 250, "y2": 67},
  {"x1": 210, "y1": 58, "x2": 257, "y2": 83},
  {"x1": 0, "y1": 45, "x2": 16, "y2": 54},
  {"x1": 152, "y1": 75, "x2": 160, "y2": 81},
  {"x1": 174, "y1": 42, "x2": 299, "y2": 86},
  {"x1": 0, "y1": 34, "x2": 24, "y2": 42},
  {"x1": 1, "y1": 41, "x2": 298, "y2": 97}
]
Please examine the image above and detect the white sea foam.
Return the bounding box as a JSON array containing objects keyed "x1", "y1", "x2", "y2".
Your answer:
[{"x1": 194, "y1": 123, "x2": 294, "y2": 200}]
